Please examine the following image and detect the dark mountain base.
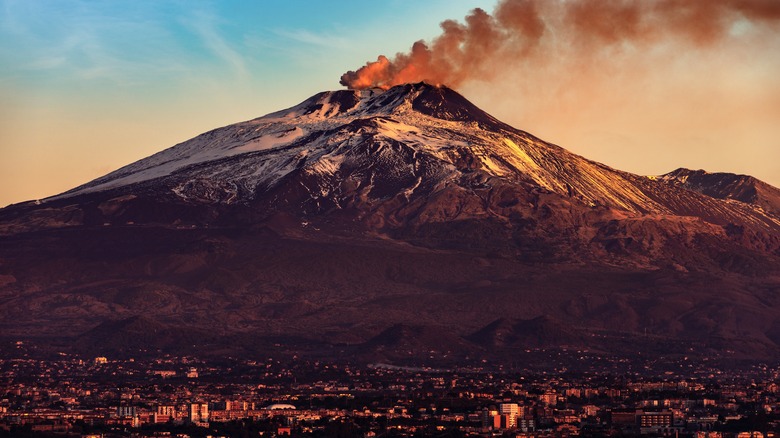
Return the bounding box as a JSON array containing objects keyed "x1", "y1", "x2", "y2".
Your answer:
[{"x1": 2, "y1": 222, "x2": 778, "y2": 363}]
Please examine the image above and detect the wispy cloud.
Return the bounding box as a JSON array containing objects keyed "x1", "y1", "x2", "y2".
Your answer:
[
  {"x1": 180, "y1": 8, "x2": 249, "y2": 80},
  {"x1": 0, "y1": 0, "x2": 190, "y2": 86},
  {"x1": 272, "y1": 28, "x2": 350, "y2": 49}
]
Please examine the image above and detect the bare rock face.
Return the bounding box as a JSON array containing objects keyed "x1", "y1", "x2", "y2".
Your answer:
[{"x1": 1, "y1": 82, "x2": 779, "y2": 362}]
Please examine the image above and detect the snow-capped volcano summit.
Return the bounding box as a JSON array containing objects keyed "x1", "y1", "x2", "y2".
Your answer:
[
  {"x1": 56, "y1": 83, "x2": 513, "y2": 202},
  {"x1": 2, "y1": 83, "x2": 780, "y2": 361},
  {"x1": 52, "y1": 82, "x2": 779, "y2": 238}
]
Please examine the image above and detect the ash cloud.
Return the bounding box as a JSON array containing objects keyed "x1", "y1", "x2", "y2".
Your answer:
[{"x1": 340, "y1": 0, "x2": 780, "y2": 90}]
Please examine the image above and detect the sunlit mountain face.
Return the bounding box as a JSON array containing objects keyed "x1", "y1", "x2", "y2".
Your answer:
[{"x1": 1, "y1": 83, "x2": 779, "y2": 363}]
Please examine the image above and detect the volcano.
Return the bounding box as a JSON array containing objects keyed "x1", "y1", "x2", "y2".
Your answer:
[{"x1": 1, "y1": 83, "x2": 779, "y2": 362}]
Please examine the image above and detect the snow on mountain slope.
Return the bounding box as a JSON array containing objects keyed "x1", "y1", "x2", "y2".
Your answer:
[
  {"x1": 45, "y1": 82, "x2": 779, "y2": 240},
  {"x1": 50, "y1": 84, "x2": 659, "y2": 209}
]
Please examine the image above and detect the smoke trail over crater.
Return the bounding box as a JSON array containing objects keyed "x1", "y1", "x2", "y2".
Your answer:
[{"x1": 340, "y1": 0, "x2": 780, "y2": 90}]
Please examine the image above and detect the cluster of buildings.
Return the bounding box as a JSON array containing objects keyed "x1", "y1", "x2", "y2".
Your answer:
[{"x1": 1, "y1": 349, "x2": 780, "y2": 437}]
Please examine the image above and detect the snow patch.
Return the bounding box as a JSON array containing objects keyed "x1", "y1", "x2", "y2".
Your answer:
[
  {"x1": 234, "y1": 127, "x2": 304, "y2": 152},
  {"x1": 502, "y1": 138, "x2": 541, "y2": 172},
  {"x1": 306, "y1": 152, "x2": 345, "y2": 176},
  {"x1": 479, "y1": 155, "x2": 509, "y2": 176}
]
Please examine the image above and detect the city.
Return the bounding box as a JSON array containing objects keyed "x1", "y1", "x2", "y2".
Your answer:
[{"x1": 2, "y1": 342, "x2": 779, "y2": 438}]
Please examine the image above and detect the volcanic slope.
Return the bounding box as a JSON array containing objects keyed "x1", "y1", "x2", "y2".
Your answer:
[{"x1": 1, "y1": 82, "x2": 779, "y2": 362}]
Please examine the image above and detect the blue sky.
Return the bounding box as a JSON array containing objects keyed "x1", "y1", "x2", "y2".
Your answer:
[{"x1": 1, "y1": 0, "x2": 778, "y2": 206}]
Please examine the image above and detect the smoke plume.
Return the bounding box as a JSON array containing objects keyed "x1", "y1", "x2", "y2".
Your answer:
[{"x1": 340, "y1": 0, "x2": 780, "y2": 90}]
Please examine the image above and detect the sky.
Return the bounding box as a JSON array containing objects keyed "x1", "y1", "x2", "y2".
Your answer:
[{"x1": 1, "y1": 0, "x2": 779, "y2": 207}]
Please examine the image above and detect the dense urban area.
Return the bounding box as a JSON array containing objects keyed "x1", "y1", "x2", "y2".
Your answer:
[{"x1": 2, "y1": 342, "x2": 779, "y2": 438}]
